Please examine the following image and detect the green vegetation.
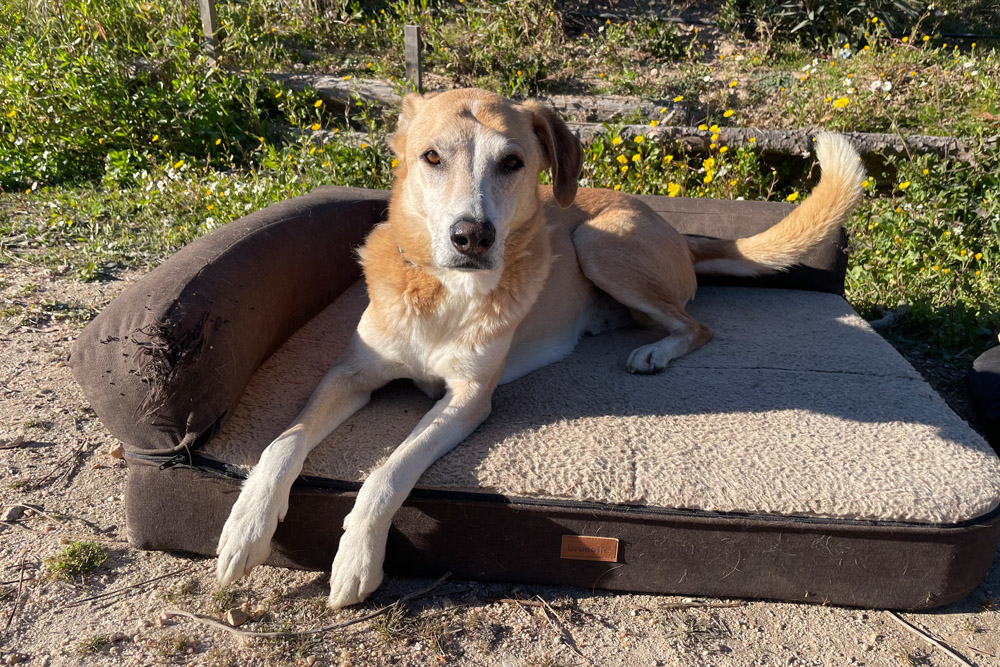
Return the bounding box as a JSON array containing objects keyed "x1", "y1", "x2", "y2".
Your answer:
[
  {"x1": 78, "y1": 633, "x2": 111, "y2": 654},
  {"x1": 44, "y1": 540, "x2": 109, "y2": 580},
  {"x1": 1, "y1": 0, "x2": 998, "y2": 395}
]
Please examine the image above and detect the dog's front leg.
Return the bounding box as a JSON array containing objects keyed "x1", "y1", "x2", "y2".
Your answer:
[
  {"x1": 328, "y1": 368, "x2": 500, "y2": 609},
  {"x1": 216, "y1": 331, "x2": 398, "y2": 586}
]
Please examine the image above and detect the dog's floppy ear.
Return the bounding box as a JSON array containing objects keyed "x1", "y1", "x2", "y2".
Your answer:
[{"x1": 524, "y1": 101, "x2": 583, "y2": 208}]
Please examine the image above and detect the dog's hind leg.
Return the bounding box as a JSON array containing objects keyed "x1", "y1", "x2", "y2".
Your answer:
[{"x1": 572, "y1": 202, "x2": 712, "y2": 374}]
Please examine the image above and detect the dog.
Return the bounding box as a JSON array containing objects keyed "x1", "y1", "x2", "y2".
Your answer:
[{"x1": 215, "y1": 88, "x2": 865, "y2": 608}]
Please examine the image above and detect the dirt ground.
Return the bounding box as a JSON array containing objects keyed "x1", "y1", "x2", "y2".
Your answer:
[{"x1": 1, "y1": 262, "x2": 999, "y2": 667}]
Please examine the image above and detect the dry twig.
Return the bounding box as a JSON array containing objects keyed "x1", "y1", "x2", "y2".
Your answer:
[
  {"x1": 4, "y1": 550, "x2": 28, "y2": 632},
  {"x1": 165, "y1": 572, "x2": 451, "y2": 639},
  {"x1": 29, "y1": 439, "x2": 88, "y2": 489},
  {"x1": 64, "y1": 566, "x2": 196, "y2": 609},
  {"x1": 535, "y1": 595, "x2": 592, "y2": 665},
  {"x1": 888, "y1": 611, "x2": 973, "y2": 667}
]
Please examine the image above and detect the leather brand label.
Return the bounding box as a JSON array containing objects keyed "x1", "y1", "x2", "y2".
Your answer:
[{"x1": 560, "y1": 535, "x2": 619, "y2": 562}]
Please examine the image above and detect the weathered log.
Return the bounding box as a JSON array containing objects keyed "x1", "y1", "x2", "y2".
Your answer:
[
  {"x1": 570, "y1": 123, "x2": 999, "y2": 163},
  {"x1": 270, "y1": 73, "x2": 997, "y2": 163}
]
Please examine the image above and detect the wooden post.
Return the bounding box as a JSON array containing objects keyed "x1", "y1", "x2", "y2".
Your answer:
[
  {"x1": 199, "y1": 0, "x2": 220, "y2": 62},
  {"x1": 404, "y1": 25, "x2": 422, "y2": 92}
]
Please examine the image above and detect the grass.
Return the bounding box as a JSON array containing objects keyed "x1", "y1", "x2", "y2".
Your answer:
[
  {"x1": 77, "y1": 632, "x2": 111, "y2": 654},
  {"x1": 1, "y1": 0, "x2": 998, "y2": 402},
  {"x1": 44, "y1": 540, "x2": 109, "y2": 581}
]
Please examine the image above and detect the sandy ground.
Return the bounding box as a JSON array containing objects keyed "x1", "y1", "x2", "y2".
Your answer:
[{"x1": 2, "y1": 262, "x2": 999, "y2": 667}]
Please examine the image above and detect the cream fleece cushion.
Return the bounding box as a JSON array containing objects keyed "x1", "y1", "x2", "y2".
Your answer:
[{"x1": 208, "y1": 282, "x2": 1000, "y2": 525}]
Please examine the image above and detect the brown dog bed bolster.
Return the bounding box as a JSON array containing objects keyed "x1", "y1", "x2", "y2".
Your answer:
[{"x1": 69, "y1": 186, "x2": 388, "y2": 456}]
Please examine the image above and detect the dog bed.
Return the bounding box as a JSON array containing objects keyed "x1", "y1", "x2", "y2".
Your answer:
[{"x1": 69, "y1": 186, "x2": 1000, "y2": 610}]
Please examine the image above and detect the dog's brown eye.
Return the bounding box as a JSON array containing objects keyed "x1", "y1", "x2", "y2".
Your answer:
[
  {"x1": 500, "y1": 155, "x2": 523, "y2": 173},
  {"x1": 422, "y1": 150, "x2": 441, "y2": 166}
]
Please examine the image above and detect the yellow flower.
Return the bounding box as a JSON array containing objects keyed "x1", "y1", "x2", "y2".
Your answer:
[
  {"x1": 391, "y1": 158, "x2": 399, "y2": 168},
  {"x1": 899, "y1": 181, "x2": 911, "y2": 190},
  {"x1": 703, "y1": 174, "x2": 713, "y2": 184},
  {"x1": 786, "y1": 192, "x2": 799, "y2": 202},
  {"x1": 659, "y1": 107, "x2": 667, "y2": 113},
  {"x1": 667, "y1": 182, "x2": 681, "y2": 197},
  {"x1": 633, "y1": 136, "x2": 644, "y2": 144},
  {"x1": 152, "y1": 135, "x2": 159, "y2": 142},
  {"x1": 975, "y1": 253, "x2": 983, "y2": 260},
  {"x1": 275, "y1": 91, "x2": 282, "y2": 98},
  {"x1": 612, "y1": 136, "x2": 622, "y2": 145},
  {"x1": 709, "y1": 124, "x2": 720, "y2": 133},
  {"x1": 631, "y1": 154, "x2": 641, "y2": 162},
  {"x1": 703, "y1": 157, "x2": 715, "y2": 169},
  {"x1": 749, "y1": 137, "x2": 756, "y2": 144},
  {"x1": 311, "y1": 123, "x2": 321, "y2": 131},
  {"x1": 6, "y1": 109, "x2": 15, "y2": 118},
  {"x1": 617, "y1": 154, "x2": 628, "y2": 165},
  {"x1": 215, "y1": 138, "x2": 222, "y2": 145},
  {"x1": 663, "y1": 155, "x2": 673, "y2": 163},
  {"x1": 862, "y1": 180, "x2": 870, "y2": 187},
  {"x1": 613, "y1": 184, "x2": 621, "y2": 191},
  {"x1": 720, "y1": 146, "x2": 729, "y2": 153},
  {"x1": 314, "y1": 100, "x2": 323, "y2": 107},
  {"x1": 729, "y1": 79, "x2": 738, "y2": 88},
  {"x1": 698, "y1": 124, "x2": 708, "y2": 131},
  {"x1": 649, "y1": 120, "x2": 659, "y2": 128},
  {"x1": 833, "y1": 97, "x2": 850, "y2": 108},
  {"x1": 932, "y1": 265, "x2": 939, "y2": 271},
  {"x1": 673, "y1": 95, "x2": 683, "y2": 102},
  {"x1": 620, "y1": 165, "x2": 629, "y2": 173},
  {"x1": 922, "y1": 35, "x2": 929, "y2": 42},
  {"x1": 723, "y1": 109, "x2": 734, "y2": 118},
  {"x1": 360, "y1": 142, "x2": 368, "y2": 149},
  {"x1": 173, "y1": 159, "x2": 184, "y2": 169},
  {"x1": 902, "y1": 36, "x2": 908, "y2": 43},
  {"x1": 206, "y1": 204, "x2": 214, "y2": 211},
  {"x1": 961, "y1": 249, "x2": 967, "y2": 255},
  {"x1": 323, "y1": 161, "x2": 330, "y2": 167}
]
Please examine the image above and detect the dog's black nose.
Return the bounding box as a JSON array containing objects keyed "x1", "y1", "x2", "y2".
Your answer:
[{"x1": 450, "y1": 219, "x2": 495, "y2": 256}]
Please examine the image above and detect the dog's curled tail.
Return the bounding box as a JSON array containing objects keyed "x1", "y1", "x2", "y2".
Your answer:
[{"x1": 687, "y1": 133, "x2": 865, "y2": 276}]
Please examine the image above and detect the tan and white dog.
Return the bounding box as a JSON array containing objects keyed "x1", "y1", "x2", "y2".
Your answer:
[{"x1": 216, "y1": 88, "x2": 865, "y2": 608}]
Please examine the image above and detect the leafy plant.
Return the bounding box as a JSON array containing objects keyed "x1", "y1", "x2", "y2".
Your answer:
[
  {"x1": 723, "y1": 0, "x2": 925, "y2": 48},
  {"x1": 45, "y1": 540, "x2": 109, "y2": 580}
]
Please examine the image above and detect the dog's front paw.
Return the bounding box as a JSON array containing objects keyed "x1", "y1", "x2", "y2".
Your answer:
[
  {"x1": 327, "y1": 518, "x2": 387, "y2": 609},
  {"x1": 215, "y1": 488, "x2": 285, "y2": 586},
  {"x1": 627, "y1": 342, "x2": 674, "y2": 374}
]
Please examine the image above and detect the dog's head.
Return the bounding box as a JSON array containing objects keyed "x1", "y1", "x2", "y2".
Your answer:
[{"x1": 388, "y1": 89, "x2": 583, "y2": 275}]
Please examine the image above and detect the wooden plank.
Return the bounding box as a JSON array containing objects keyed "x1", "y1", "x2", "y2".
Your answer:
[
  {"x1": 404, "y1": 25, "x2": 422, "y2": 92},
  {"x1": 199, "y1": 0, "x2": 220, "y2": 61}
]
